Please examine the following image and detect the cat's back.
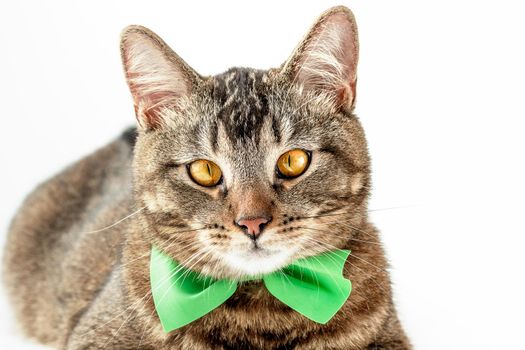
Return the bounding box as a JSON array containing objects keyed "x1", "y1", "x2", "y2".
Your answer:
[{"x1": 3, "y1": 128, "x2": 137, "y2": 346}]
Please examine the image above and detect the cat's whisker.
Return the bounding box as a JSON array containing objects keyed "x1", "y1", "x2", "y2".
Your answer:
[
  {"x1": 346, "y1": 237, "x2": 382, "y2": 245},
  {"x1": 148, "y1": 249, "x2": 209, "y2": 312},
  {"x1": 137, "y1": 305, "x2": 155, "y2": 350},
  {"x1": 102, "y1": 247, "x2": 214, "y2": 348},
  {"x1": 292, "y1": 220, "x2": 377, "y2": 242},
  {"x1": 304, "y1": 217, "x2": 379, "y2": 240},
  {"x1": 298, "y1": 236, "x2": 389, "y2": 294},
  {"x1": 296, "y1": 238, "x2": 350, "y2": 297},
  {"x1": 300, "y1": 230, "x2": 389, "y2": 275},
  {"x1": 349, "y1": 254, "x2": 389, "y2": 274},
  {"x1": 132, "y1": 246, "x2": 218, "y2": 345},
  {"x1": 82, "y1": 206, "x2": 146, "y2": 234},
  {"x1": 328, "y1": 221, "x2": 385, "y2": 242},
  {"x1": 102, "y1": 298, "x2": 144, "y2": 349},
  {"x1": 297, "y1": 237, "x2": 350, "y2": 277},
  {"x1": 298, "y1": 226, "x2": 381, "y2": 245},
  {"x1": 136, "y1": 245, "x2": 213, "y2": 349},
  {"x1": 310, "y1": 253, "x2": 347, "y2": 297},
  {"x1": 118, "y1": 227, "x2": 210, "y2": 269},
  {"x1": 82, "y1": 243, "x2": 210, "y2": 340},
  {"x1": 177, "y1": 248, "x2": 214, "y2": 287},
  {"x1": 335, "y1": 221, "x2": 379, "y2": 240},
  {"x1": 137, "y1": 215, "x2": 227, "y2": 242},
  {"x1": 298, "y1": 235, "x2": 343, "y2": 255},
  {"x1": 300, "y1": 203, "x2": 416, "y2": 221},
  {"x1": 299, "y1": 210, "x2": 357, "y2": 220},
  {"x1": 80, "y1": 288, "x2": 153, "y2": 338}
]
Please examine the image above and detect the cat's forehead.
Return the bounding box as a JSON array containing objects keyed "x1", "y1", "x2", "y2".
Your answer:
[
  {"x1": 171, "y1": 67, "x2": 338, "y2": 164},
  {"x1": 208, "y1": 68, "x2": 274, "y2": 145}
]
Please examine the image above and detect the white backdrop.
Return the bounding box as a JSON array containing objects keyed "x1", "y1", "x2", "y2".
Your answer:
[{"x1": 1, "y1": 1, "x2": 524, "y2": 349}]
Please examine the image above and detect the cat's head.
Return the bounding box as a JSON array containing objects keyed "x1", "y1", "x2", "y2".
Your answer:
[{"x1": 121, "y1": 6, "x2": 370, "y2": 279}]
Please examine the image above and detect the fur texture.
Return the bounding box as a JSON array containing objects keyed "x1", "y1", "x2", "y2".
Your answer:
[{"x1": 3, "y1": 6, "x2": 411, "y2": 349}]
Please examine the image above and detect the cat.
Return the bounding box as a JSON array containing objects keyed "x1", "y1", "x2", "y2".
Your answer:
[{"x1": 3, "y1": 6, "x2": 411, "y2": 350}]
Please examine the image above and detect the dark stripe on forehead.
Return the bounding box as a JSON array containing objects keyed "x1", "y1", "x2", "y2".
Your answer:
[
  {"x1": 212, "y1": 68, "x2": 270, "y2": 144},
  {"x1": 271, "y1": 114, "x2": 282, "y2": 143},
  {"x1": 209, "y1": 119, "x2": 218, "y2": 152}
]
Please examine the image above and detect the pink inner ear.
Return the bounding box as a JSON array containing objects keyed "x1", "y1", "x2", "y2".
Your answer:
[
  {"x1": 121, "y1": 31, "x2": 192, "y2": 129},
  {"x1": 330, "y1": 12, "x2": 358, "y2": 75},
  {"x1": 126, "y1": 68, "x2": 177, "y2": 129},
  {"x1": 295, "y1": 11, "x2": 359, "y2": 109},
  {"x1": 135, "y1": 91, "x2": 177, "y2": 129}
]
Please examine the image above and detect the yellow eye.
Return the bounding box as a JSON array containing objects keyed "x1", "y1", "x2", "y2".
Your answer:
[
  {"x1": 188, "y1": 159, "x2": 222, "y2": 187},
  {"x1": 276, "y1": 149, "x2": 310, "y2": 179}
]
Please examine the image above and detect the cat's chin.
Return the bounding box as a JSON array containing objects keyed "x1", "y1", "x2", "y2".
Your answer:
[{"x1": 222, "y1": 246, "x2": 299, "y2": 277}]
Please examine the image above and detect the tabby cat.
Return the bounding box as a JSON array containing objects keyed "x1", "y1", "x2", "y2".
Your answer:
[{"x1": 3, "y1": 6, "x2": 411, "y2": 349}]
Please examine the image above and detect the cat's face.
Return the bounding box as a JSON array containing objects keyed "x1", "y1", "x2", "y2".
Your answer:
[{"x1": 123, "y1": 7, "x2": 369, "y2": 278}]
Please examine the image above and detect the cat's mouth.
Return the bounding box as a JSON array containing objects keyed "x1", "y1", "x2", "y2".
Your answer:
[
  {"x1": 246, "y1": 245, "x2": 275, "y2": 256},
  {"x1": 222, "y1": 245, "x2": 299, "y2": 276}
]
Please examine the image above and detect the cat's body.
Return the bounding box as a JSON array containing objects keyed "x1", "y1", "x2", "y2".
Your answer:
[{"x1": 3, "y1": 7, "x2": 411, "y2": 349}]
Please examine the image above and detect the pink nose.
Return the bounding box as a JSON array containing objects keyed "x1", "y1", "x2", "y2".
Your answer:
[{"x1": 236, "y1": 216, "x2": 271, "y2": 239}]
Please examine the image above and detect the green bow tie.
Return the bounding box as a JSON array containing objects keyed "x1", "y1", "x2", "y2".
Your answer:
[{"x1": 150, "y1": 246, "x2": 352, "y2": 332}]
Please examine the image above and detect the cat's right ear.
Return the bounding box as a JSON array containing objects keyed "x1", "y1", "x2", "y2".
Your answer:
[{"x1": 120, "y1": 26, "x2": 202, "y2": 130}]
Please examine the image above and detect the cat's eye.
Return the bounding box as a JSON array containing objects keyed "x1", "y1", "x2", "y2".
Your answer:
[
  {"x1": 188, "y1": 159, "x2": 222, "y2": 187},
  {"x1": 276, "y1": 149, "x2": 311, "y2": 179}
]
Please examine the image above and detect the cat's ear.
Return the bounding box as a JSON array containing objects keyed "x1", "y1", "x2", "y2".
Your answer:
[
  {"x1": 120, "y1": 25, "x2": 202, "y2": 130},
  {"x1": 281, "y1": 6, "x2": 359, "y2": 111}
]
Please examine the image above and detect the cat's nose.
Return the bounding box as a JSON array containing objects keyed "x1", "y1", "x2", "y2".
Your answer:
[{"x1": 235, "y1": 216, "x2": 271, "y2": 240}]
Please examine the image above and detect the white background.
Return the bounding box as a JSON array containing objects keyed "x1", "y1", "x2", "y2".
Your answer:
[{"x1": 1, "y1": 1, "x2": 524, "y2": 349}]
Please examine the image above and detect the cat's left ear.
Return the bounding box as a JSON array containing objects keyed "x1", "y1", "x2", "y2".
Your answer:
[
  {"x1": 120, "y1": 25, "x2": 202, "y2": 130},
  {"x1": 281, "y1": 6, "x2": 359, "y2": 111}
]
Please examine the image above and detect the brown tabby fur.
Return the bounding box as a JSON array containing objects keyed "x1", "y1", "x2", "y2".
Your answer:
[{"x1": 3, "y1": 6, "x2": 411, "y2": 349}]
